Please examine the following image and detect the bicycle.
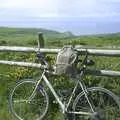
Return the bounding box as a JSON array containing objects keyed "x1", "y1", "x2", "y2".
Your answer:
[{"x1": 9, "y1": 46, "x2": 120, "y2": 120}]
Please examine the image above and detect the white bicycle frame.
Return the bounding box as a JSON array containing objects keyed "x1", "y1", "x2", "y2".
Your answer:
[{"x1": 29, "y1": 69, "x2": 96, "y2": 117}]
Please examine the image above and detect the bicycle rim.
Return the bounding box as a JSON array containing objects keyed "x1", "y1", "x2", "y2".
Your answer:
[
  {"x1": 9, "y1": 80, "x2": 49, "y2": 120},
  {"x1": 72, "y1": 87, "x2": 120, "y2": 120}
]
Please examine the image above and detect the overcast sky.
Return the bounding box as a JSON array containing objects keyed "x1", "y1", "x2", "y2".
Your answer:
[
  {"x1": 0, "y1": 0, "x2": 120, "y2": 20},
  {"x1": 0, "y1": 0, "x2": 120, "y2": 35}
]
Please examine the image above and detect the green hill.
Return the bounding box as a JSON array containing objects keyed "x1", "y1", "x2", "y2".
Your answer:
[
  {"x1": 0, "y1": 27, "x2": 120, "y2": 48},
  {"x1": 0, "y1": 27, "x2": 75, "y2": 46}
]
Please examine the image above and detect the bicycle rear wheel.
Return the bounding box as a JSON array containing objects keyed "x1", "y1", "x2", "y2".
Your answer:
[
  {"x1": 72, "y1": 87, "x2": 120, "y2": 120},
  {"x1": 9, "y1": 79, "x2": 49, "y2": 120}
]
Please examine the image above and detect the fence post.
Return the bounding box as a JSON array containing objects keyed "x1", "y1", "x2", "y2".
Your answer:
[{"x1": 38, "y1": 32, "x2": 44, "y2": 50}]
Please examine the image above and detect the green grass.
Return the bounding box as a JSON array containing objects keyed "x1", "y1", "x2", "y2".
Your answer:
[{"x1": 0, "y1": 27, "x2": 120, "y2": 120}]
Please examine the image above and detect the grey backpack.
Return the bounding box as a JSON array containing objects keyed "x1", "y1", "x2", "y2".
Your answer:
[{"x1": 55, "y1": 46, "x2": 77, "y2": 76}]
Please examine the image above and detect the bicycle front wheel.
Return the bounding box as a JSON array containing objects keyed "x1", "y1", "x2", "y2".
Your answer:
[
  {"x1": 9, "y1": 79, "x2": 49, "y2": 120},
  {"x1": 72, "y1": 87, "x2": 120, "y2": 120}
]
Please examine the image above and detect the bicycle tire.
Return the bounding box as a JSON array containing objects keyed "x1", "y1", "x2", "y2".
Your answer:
[
  {"x1": 72, "y1": 87, "x2": 120, "y2": 120},
  {"x1": 9, "y1": 79, "x2": 49, "y2": 120}
]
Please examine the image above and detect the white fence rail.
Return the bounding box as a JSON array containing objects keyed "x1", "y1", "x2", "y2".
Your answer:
[
  {"x1": 0, "y1": 60, "x2": 120, "y2": 77},
  {"x1": 1, "y1": 46, "x2": 120, "y2": 57},
  {"x1": 0, "y1": 60, "x2": 46, "y2": 69}
]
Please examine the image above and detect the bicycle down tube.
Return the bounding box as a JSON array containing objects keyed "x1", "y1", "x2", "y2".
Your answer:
[{"x1": 42, "y1": 72, "x2": 65, "y2": 113}]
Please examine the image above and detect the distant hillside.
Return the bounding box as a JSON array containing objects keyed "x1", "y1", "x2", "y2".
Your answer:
[
  {"x1": 0, "y1": 27, "x2": 74, "y2": 39},
  {"x1": 0, "y1": 27, "x2": 120, "y2": 48},
  {"x1": 0, "y1": 27, "x2": 75, "y2": 46}
]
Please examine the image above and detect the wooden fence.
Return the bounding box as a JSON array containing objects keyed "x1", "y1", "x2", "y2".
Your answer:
[{"x1": 0, "y1": 33, "x2": 120, "y2": 77}]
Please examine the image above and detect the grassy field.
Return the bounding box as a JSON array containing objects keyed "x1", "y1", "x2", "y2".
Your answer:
[{"x1": 0, "y1": 27, "x2": 120, "y2": 120}]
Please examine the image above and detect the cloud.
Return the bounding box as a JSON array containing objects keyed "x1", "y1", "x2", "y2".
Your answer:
[
  {"x1": 57, "y1": 0, "x2": 120, "y2": 18},
  {"x1": 0, "y1": 0, "x2": 58, "y2": 9},
  {"x1": 0, "y1": 0, "x2": 60, "y2": 19},
  {"x1": 0, "y1": 0, "x2": 120, "y2": 19}
]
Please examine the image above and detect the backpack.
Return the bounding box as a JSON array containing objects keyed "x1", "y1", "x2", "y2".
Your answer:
[{"x1": 55, "y1": 46, "x2": 77, "y2": 76}]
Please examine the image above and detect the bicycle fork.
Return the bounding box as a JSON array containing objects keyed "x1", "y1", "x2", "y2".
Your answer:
[{"x1": 28, "y1": 72, "x2": 45, "y2": 102}]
